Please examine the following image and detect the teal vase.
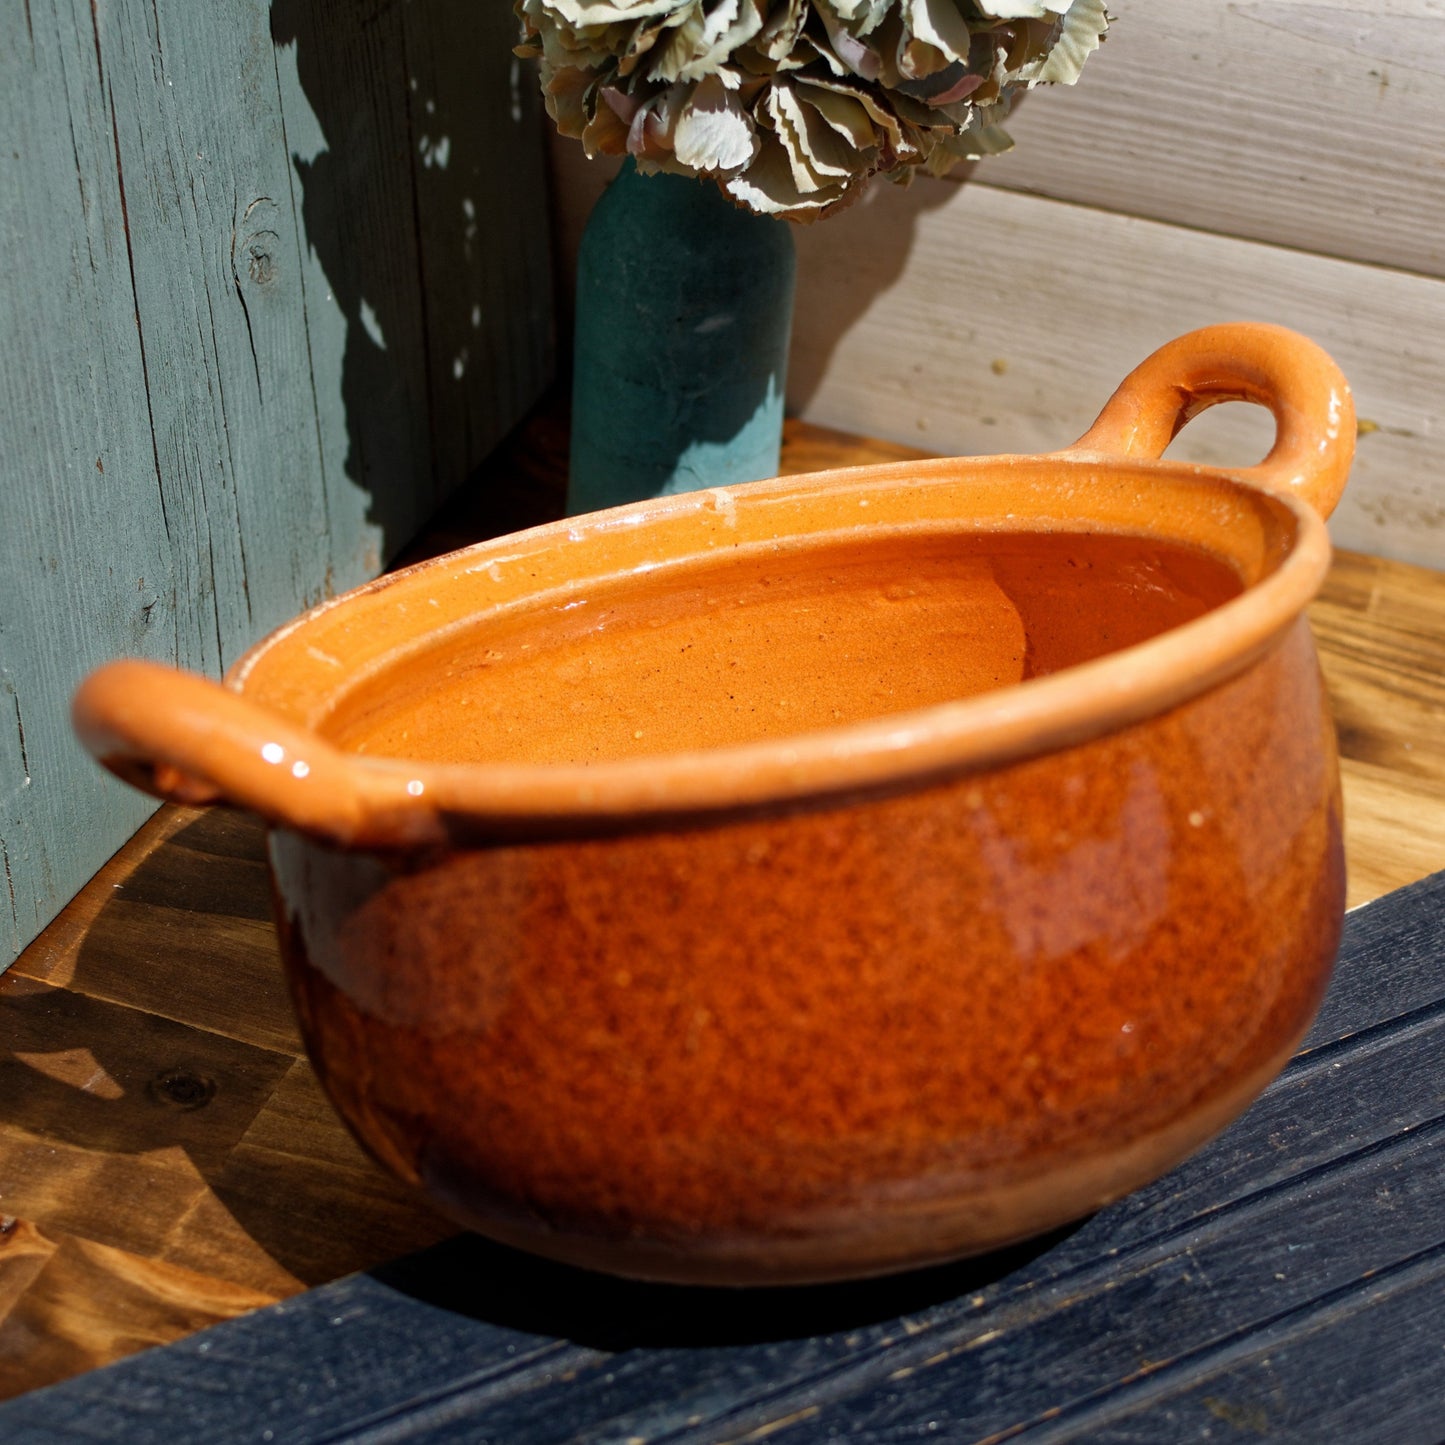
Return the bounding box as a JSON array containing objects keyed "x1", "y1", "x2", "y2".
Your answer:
[{"x1": 568, "y1": 160, "x2": 797, "y2": 516}]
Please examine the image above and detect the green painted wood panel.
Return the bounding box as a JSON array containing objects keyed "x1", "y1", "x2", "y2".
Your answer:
[{"x1": 0, "y1": 0, "x2": 553, "y2": 964}]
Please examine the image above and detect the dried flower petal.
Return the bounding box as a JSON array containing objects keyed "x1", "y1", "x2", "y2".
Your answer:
[
  {"x1": 673, "y1": 72, "x2": 761, "y2": 169},
  {"x1": 515, "y1": 0, "x2": 1111, "y2": 220}
]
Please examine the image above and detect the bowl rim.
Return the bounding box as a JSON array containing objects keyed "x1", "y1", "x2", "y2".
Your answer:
[{"x1": 224, "y1": 451, "x2": 1332, "y2": 831}]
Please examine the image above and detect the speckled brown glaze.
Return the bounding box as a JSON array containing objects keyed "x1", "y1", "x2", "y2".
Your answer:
[
  {"x1": 73, "y1": 324, "x2": 1356, "y2": 1283},
  {"x1": 271, "y1": 618, "x2": 1342, "y2": 1282}
]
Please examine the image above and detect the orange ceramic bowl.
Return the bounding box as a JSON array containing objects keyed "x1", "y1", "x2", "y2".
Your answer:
[{"x1": 75, "y1": 324, "x2": 1353, "y2": 1285}]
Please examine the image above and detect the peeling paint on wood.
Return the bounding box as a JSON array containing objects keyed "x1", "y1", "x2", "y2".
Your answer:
[{"x1": 0, "y1": 0, "x2": 553, "y2": 966}]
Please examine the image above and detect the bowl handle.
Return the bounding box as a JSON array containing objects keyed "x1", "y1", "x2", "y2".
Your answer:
[
  {"x1": 1067, "y1": 323, "x2": 1355, "y2": 520},
  {"x1": 73, "y1": 660, "x2": 446, "y2": 847}
]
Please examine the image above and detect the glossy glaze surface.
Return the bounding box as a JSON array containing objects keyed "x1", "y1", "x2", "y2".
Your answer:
[
  {"x1": 277, "y1": 620, "x2": 1342, "y2": 1282},
  {"x1": 326, "y1": 532, "x2": 1241, "y2": 766},
  {"x1": 72, "y1": 324, "x2": 1357, "y2": 1282}
]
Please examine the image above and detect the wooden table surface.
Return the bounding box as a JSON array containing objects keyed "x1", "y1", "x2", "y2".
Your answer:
[{"x1": 2, "y1": 411, "x2": 1443, "y2": 1403}]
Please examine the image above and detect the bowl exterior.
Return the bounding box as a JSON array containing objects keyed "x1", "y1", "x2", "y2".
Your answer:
[{"x1": 270, "y1": 618, "x2": 1343, "y2": 1284}]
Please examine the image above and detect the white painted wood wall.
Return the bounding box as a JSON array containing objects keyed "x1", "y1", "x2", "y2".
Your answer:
[{"x1": 548, "y1": 0, "x2": 1445, "y2": 573}]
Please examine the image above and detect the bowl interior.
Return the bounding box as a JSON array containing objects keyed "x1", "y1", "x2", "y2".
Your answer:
[
  {"x1": 320, "y1": 527, "x2": 1244, "y2": 767},
  {"x1": 231, "y1": 455, "x2": 1318, "y2": 809}
]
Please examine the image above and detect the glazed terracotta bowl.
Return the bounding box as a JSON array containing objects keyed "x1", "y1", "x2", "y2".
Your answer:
[{"x1": 75, "y1": 324, "x2": 1354, "y2": 1285}]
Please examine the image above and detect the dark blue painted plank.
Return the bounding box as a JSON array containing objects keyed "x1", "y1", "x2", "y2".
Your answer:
[
  {"x1": 1302, "y1": 868, "x2": 1445, "y2": 1049},
  {"x1": 1023, "y1": 1241, "x2": 1445, "y2": 1444},
  {"x1": 3, "y1": 871, "x2": 1442, "y2": 1444},
  {"x1": 746, "y1": 1122, "x2": 1445, "y2": 1443}
]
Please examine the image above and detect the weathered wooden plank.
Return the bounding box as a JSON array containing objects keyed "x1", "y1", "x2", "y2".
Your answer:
[
  {"x1": 547, "y1": 139, "x2": 1445, "y2": 572},
  {"x1": 874, "y1": 1198, "x2": 1445, "y2": 1445},
  {"x1": 745, "y1": 1125, "x2": 1445, "y2": 1443},
  {"x1": 985, "y1": 0, "x2": 1445, "y2": 281},
  {"x1": 400, "y1": 0, "x2": 556, "y2": 495},
  {"x1": 0, "y1": 1228, "x2": 278, "y2": 1404},
  {"x1": 2, "y1": 872, "x2": 1440, "y2": 1442},
  {"x1": 1071, "y1": 1253, "x2": 1445, "y2": 1444},
  {"x1": 786, "y1": 177, "x2": 1445, "y2": 572},
  {"x1": 0, "y1": 0, "x2": 177, "y2": 960},
  {"x1": 1, "y1": 0, "x2": 553, "y2": 968},
  {"x1": 100, "y1": 0, "x2": 339, "y2": 660},
  {"x1": 267, "y1": 0, "x2": 441, "y2": 562},
  {"x1": 1299, "y1": 866, "x2": 1445, "y2": 1046}
]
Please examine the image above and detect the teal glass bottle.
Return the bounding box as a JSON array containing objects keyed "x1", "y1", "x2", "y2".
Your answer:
[{"x1": 567, "y1": 160, "x2": 797, "y2": 516}]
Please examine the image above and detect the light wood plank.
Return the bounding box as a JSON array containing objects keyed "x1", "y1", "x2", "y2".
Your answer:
[
  {"x1": 1337, "y1": 762, "x2": 1445, "y2": 911},
  {"x1": 0, "y1": 1227, "x2": 278, "y2": 1401},
  {"x1": 0, "y1": 1220, "x2": 59, "y2": 1329},
  {"x1": 1309, "y1": 549, "x2": 1445, "y2": 785},
  {"x1": 786, "y1": 179, "x2": 1445, "y2": 571},
  {"x1": 1309, "y1": 549, "x2": 1445, "y2": 907},
  {"x1": 546, "y1": 140, "x2": 1445, "y2": 572},
  {"x1": 985, "y1": 0, "x2": 1445, "y2": 279},
  {"x1": 0, "y1": 1129, "x2": 296, "y2": 1297}
]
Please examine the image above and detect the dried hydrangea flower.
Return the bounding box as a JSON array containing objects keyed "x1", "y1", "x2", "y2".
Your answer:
[{"x1": 516, "y1": 0, "x2": 1110, "y2": 220}]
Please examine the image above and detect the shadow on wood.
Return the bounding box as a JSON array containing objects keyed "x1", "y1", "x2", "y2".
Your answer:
[
  {"x1": 268, "y1": 0, "x2": 554, "y2": 562},
  {"x1": 368, "y1": 1225, "x2": 1079, "y2": 1352},
  {"x1": 0, "y1": 811, "x2": 454, "y2": 1298},
  {"x1": 0, "y1": 799, "x2": 1077, "y2": 1363},
  {"x1": 788, "y1": 167, "x2": 966, "y2": 417}
]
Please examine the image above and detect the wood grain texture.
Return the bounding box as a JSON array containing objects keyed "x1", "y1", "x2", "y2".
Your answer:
[
  {"x1": 0, "y1": 805, "x2": 456, "y2": 1396},
  {"x1": 1, "y1": 0, "x2": 553, "y2": 966},
  {"x1": 0, "y1": 1228, "x2": 278, "y2": 1402},
  {"x1": 546, "y1": 35, "x2": 1445, "y2": 575},
  {"x1": 789, "y1": 178, "x2": 1445, "y2": 572},
  {"x1": 985, "y1": 0, "x2": 1445, "y2": 281},
  {"x1": 1310, "y1": 549, "x2": 1445, "y2": 908},
  {"x1": 2, "y1": 869, "x2": 1443, "y2": 1443},
  {"x1": 545, "y1": 1, "x2": 1445, "y2": 285},
  {"x1": 1, "y1": 0, "x2": 175, "y2": 961},
  {"x1": 0, "y1": 413, "x2": 1441, "y2": 1404}
]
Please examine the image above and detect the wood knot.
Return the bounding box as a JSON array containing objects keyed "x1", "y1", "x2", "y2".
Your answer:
[
  {"x1": 244, "y1": 231, "x2": 279, "y2": 287},
  {"x1": 147, "y1": 1069, "x2": 217, "y2": 1111}
]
